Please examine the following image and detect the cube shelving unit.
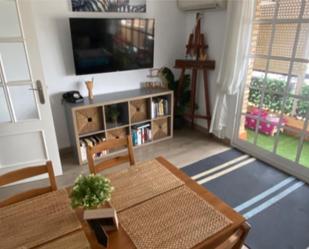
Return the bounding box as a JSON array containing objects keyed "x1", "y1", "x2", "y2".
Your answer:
[{"x1": 64, "y1": 88, "x2": 173, "y2": 165}]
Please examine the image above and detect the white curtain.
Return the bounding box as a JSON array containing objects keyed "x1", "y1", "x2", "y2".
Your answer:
[{"x1": 209, "y1": 0, "x2": 256, "y2": 138}]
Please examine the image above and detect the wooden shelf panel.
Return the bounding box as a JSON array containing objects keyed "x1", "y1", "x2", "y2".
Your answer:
[
  {"x1": 79, "y1": 130, "x2": 105, "y2": 138},
  {"x1": 152, "y1": 115, "x2": 171, "y2": 121},
  {"x1": 174, "y1": 59, "x2": 215, "y2": 70},
  {"x1": 131, "y1": 119, "x2": 152, "y2": 126}
]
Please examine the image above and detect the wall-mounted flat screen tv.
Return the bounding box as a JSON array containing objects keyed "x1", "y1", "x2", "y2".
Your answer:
[{"x1": 69, "y1": 18, "x2": 155, "y2": 75}]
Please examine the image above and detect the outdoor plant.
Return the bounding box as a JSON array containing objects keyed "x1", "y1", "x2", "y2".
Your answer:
[
  {"x1": 296, "y1": 85, "x2": 309, "y2": 117},
  {"x1": 249, "y1": 76, "x2": 308, "y2": 118},
  {"x1": 70, "y1": 174, "x2": 114, "y2": 209}
]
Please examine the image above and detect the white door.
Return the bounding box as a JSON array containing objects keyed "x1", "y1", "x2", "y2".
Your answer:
[
  {"x1": 0, "y1": 0, "x2": 62, "y2": 177},
  {"x1": 233, "y1": 0, "x2": 309, "y2": 183}
]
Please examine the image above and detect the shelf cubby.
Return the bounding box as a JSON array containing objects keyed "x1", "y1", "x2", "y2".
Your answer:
[
  {"x1": 79, "y1": 132, "x2": 106, "y2": 162},
  {"x1": 131, "y1": 121, "x2": 152, "y2": 146},
  {"x1": 75, "y1": 106, "x2": 104, "y2": 135},
  {"x1": 104, "y1": 102, "x2": 129, "y2": 130},
  {"x1": 152, "y1": 117, "x2": 171, "y2": 141},
  {"x1": 106, "y1": 127, "x2": 130, "y2": 153},
  {"x1": 151, "y1": 94, "x2": 171, "y2": 119},
  {"x1": 129, "y1": 98, "x2": 151, "y2": 124}
]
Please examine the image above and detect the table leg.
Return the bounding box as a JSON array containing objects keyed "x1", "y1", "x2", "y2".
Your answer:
[{"x1": 232, "y1": 222, "x2": 251, "y2": 249}]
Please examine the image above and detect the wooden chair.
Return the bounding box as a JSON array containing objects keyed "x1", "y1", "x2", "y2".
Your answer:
[
  {"x1": 0, "y1": 161, "x2": 57, "y2": 207},
  {"x1": 87, "y1": 136, "x2": 135, "y2": 174}
]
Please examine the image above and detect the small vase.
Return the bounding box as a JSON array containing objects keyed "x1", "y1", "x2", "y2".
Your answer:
[{"x1": 85, "y1": 80, "x2": 94, "y2": 100}]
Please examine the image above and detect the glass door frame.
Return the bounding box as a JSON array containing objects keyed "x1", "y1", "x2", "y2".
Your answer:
[{"x1": 232, "y1": 0, "x2": 309, "y2": 184}]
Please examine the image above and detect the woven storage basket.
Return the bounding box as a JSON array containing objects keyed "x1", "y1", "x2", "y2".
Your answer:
[
  {"x1": 106, "y1": 127, "x2": 128, "y2": 140},
  {"x1": 76, "y1": 107, "x2": 103, "y2": 135},
  {"x1": 130, "y1": 99, "x2": 149, "y2": 123},
  {"x1": 152, "y1": 118, "x2": 169, "y2": 140}
]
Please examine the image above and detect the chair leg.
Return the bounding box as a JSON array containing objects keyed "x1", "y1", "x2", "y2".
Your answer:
[
  {"x1": 127, "y1": 135, "x2": 135, "y2": 166},
  {"x1": 46, "y1": 161, "x2": 57, "y2": 191}
]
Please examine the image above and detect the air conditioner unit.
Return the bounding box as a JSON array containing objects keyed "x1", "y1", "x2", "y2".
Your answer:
[{"x1": 177, "y1": 0, "x2": 227, "y2": 11}]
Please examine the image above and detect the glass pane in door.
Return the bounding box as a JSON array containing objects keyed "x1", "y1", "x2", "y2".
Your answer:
[
  {"x1": 0, "y1": 42, "x2": 30, "y2": 82},
  {"x1": 0, "y1": 86, "x2": 11, "y2": 123},
  {"x1": 277, "y1": 0, "x2": 301, "y2": 19},
  {"x1": 9, "y1": 84, "x2": 38, "y2": 121},
  {"x1": 291, "y1": 63, "x2": 309, "y2": 100},
  {"x1": 299, "y1": 131, "x2": 309, "y2": 168},
  {"x1": 253, "y1": 24, "x2": 272, "y2": 56},
  {"x1": 0, "y1": 0, "x2": 21, "y2": 38},
  {"x1": 238, "y1": 114, "x2": 255, "y2": 143},
  {"x1": 256, "y1": 120, "x2": 280, "y2": 152},
  {"x1": 276, "y1": 127, "x2": 300, "y2": 162},
  {"x1": 304, "y1": 0, "x2": 309, "y2": 18},
  {"x1": 271, "y1": 24, "x2": 297, "y2": 58},
  {"x1": 295, "y1": 24, "x2": 309, "y2": 60}
]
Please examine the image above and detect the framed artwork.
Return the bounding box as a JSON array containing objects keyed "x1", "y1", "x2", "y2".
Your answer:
[{"x1": 72, "y1": 0, "x2": 146, "y2": 13}]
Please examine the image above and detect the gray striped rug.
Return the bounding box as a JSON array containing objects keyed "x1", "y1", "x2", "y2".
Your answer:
[{"x1": 182, "y1": 149, "x2": 309, "y2": 249}]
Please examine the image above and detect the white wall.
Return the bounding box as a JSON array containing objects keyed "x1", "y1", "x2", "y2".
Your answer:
[
  {"x1": 184, "y1": 10, "x2": 237, "y2": 138},
  {"x1": 32, "y1": 0, "x2": 186, "y2": 149}
]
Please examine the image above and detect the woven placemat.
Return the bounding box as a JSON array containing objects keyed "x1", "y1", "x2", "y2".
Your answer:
[
  {"x1": 36, "y1": 230, "x2": 90, "y2": 249},
  {"x1": 0, "y1": 189, "x2": 82, "y2": 249},
  {"x1": 107, "y1": 159, "x2": 184, "y2": 211},
  {"x1": 118, "y1": 186, "x2": 232, "y2": 249}
]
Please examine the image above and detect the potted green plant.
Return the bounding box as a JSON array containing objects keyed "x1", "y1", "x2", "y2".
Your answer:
[
  {"x1": 70, "y1": 174, "x2": 116, "y2": 247},
  {"x1": 159, "y1": 67, "x2": 193, "y2": 128},
  {"x1": 70, "y1": 174, "x2": 114, "y2": 210}
]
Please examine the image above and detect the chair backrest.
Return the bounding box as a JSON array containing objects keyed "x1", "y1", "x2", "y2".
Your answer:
[
  {"x1": 87, "y1": 135, "x2": 135, "y2": 174},
  {"x1": 0, "y1": 161, "x2": 57, "y2": 207}
]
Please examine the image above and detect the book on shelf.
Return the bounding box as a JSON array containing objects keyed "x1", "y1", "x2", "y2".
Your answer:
[
  {"x1": 131, "y1": 123, "x2": 152, "y2": 146},
  {"x1": 151, "y1": 98, "x2": 169, "y2": 118},
  {"x1": 80, "y1": 135, "x2": 107, "y2": 162}
]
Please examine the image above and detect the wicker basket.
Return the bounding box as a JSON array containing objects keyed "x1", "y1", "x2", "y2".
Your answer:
[
  {"x1": 106, "y1": 127, "x2": 128, "y2": 140},
  {"x1": 130, "y1": 99, "x2": 149, "y2": 123},
  {"x1": 152, "y1": 118, "x2": 169, "y2": 140},
  {"x1": 76, "y1": 107, "x2": 103, "y2": 135}
]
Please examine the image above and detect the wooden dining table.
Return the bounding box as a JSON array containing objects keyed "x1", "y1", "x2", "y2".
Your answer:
[
  {"x1": 77, "y1": 157, "x2": 250, "y2": 249},
  {"x1": 0, "y1": 157, "x2": 250, "y2": 249}
]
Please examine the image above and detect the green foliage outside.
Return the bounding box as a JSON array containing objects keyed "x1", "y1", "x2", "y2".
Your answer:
[
  {"x1": 246, "y1": 129, "x2": 309, "y2": 168},
  {"x1": 248, "y1": 77, "x2": 309, "y2": 118},
  {"x1": 70, "y1": 174, "x2": 114, "y2": 209}
]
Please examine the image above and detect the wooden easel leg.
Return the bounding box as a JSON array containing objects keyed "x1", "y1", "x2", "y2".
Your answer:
[
  {"x1": 190, "y1": 68, "x2": 198, "y2": 128},
  {"x1": 203, "y1": 69, "x2": 211, "y2": 129},
  {"x1": 176, "y1": 68, "x2": 186, "y2": 109}
]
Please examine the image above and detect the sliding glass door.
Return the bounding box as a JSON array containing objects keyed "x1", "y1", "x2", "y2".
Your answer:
[{"x1": 233, "y1": 0, "x2": 309, "y2": 182}]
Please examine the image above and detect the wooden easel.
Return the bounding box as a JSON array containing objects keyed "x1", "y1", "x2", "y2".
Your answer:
[{"x1": 174, "y1": 13, "x2": 215, "y2": 128}]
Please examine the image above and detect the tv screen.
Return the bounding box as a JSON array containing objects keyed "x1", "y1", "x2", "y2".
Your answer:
[{"x1": 69, "y1": 18, "x2": 155, "y2": 75}]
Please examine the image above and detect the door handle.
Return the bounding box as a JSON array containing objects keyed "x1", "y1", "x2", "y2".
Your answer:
[{"x1": 29, "y1": 80, "x2": 45, "y2": 104}]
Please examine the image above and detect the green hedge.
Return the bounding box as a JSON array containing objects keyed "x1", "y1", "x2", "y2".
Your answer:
[{"x1": 249, "y1": 77, "x2": 309, "y2": 118}]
